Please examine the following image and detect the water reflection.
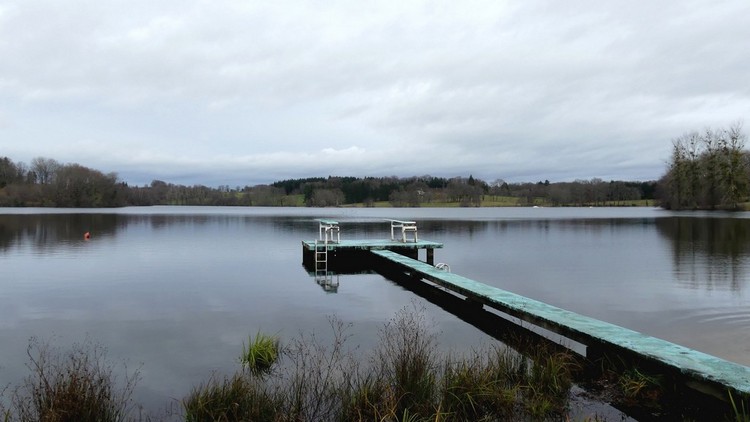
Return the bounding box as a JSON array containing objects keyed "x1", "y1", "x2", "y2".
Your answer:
[
  {"x1": 0, "y1": 214, "x2": 122, "y2": 253},
  {"x1": 314, "y1": 271, "x2": 340, "y2": 293},
  {"x1": 3, "y1": 207, "x2": 750, "y2": 413},
  {"x1": 4, "y1": 213, "x2": 750, "y2": 295},
  {"x1": 656, "y1": 217, "x2": 750, "y2": 291},
  {"x1": 0, "y1": 213, "x2": 316, "y2": 253}
]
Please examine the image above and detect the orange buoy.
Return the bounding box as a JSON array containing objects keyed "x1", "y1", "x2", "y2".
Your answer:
[{"x1": 84, "y1": 231, "x2": 91, "y2": 240}]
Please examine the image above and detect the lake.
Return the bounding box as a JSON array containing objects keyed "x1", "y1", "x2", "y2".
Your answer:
[{"x1": 1, "y1": 206, "x2": 749, "y2": 414}]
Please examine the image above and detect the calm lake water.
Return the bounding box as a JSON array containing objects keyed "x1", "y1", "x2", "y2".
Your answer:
[{"x1": 1, "y1": 206, "x2": 749, "y2": 413}]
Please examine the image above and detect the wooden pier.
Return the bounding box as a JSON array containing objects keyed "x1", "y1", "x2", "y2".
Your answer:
[{"x1": 301, "y1": 219, "x2": 750, "y2": 402}]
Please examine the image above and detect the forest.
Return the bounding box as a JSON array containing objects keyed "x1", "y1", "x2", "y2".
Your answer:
[
  {"x1": 1, "y1": 124, "x2": 747, "y2": 209},
  {"x1": 0, "y1": 156, "x2": 655, "y2": 208}
]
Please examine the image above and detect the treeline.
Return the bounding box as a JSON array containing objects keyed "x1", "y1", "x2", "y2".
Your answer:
[
  {"x1": 273, "y1": 175, "x2": 656, "y2": 207},
  {"x1": 3, "y1": 124, "x2": 748, "y2": 209},
  {"x1": 0, "y1": 157, "x2": 125, "y2": 207},
  {"x1": 659, "y1": 123, "x2": 749, "y2": 210},
  {"x1": 0, "y1": 156, "x2": 292, "y2": 207},
  {"x1": 1, "y1": 155, "x2": 658, "y2": 207}
]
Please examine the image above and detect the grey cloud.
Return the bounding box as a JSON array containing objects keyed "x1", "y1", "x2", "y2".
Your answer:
[{"x1": 1, "y1": 0, "x2": 748, "y2": 186}]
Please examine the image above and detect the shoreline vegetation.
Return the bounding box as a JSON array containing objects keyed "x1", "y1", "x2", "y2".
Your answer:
[
  {"x1": 0, "y1": 155, "x2": 660, "y2": 209},
  {"x1": 0, "y1": 306, "x2": 579, "y2": 421},
  {"x1": 2, "y1": 124, "x2": 749, "y2": 211},
  {"x1": 3, "y1": 305, "x2": 745, "y2": 422},
  {"x1": 1, "y1": 125, "x2": 748, "y2": 210}
]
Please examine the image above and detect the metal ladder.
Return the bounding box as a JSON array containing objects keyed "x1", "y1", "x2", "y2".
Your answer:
[
  {"x1": 314, "y1": 239, "x2": 339, "y2": 291},
  {"x1": 313, "y1": 219, "x2": 340, "y2": 292},
  {"x1": 314, "y1": 239, "x2": 328, "y2": 274}
]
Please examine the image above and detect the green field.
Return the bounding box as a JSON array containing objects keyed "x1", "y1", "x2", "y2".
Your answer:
[{"x1": 341, "y1": 197, "x2": 656, "y2": 208}]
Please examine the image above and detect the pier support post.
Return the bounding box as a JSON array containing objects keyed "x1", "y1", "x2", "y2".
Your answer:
[
  {"x1": 302, "y1": 244, "x2": 312, "y2": 267},
  {"x1": 394, "y1": 248, "x2": 418, "y2": 260},
  {"x1": 426, "y1": 249, "x2": 434, "y2": 265}
]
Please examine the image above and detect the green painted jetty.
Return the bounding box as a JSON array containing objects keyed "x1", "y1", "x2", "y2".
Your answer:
[
  {"x1": 302, "y1": 219, "x2": 750, "y2": 402},
  {"x1": 370, "y1": 249, "x2": 750, "y2": 401}
]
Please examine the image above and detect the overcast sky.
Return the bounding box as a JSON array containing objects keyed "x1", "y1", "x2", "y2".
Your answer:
[{"x1": 1, "y1": 1, "x2": 748, "y2": 187}]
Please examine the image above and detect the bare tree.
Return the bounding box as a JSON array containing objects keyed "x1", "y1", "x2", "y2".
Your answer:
[
  {"x1": 309, "y1": 188, "x2": 345, "y2": 207},
  {"x1": 660, "y1": 124, "x2": 749, "y2": 210},
  {"x1": 30, "y1": 157, "x2": 60, "y2": 185},
  {"x1": 721, "y1": 122, "x2": 748, "y2": 209}
]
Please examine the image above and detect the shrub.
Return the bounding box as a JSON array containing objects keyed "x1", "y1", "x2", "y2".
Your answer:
[
  {"x1": 441, "y1": 351, "x2": 518, "y2": 420},
  {"x1": 373, "y1": 304, "x2": 440, "y2": 419},
  {"x1": 182, "y1": 373, "x2": 282, "y2": 422},
  {"x1": 1, "y1": 336, "x2": 139, "y2": 422},
  {"x1": 337, "y1": 374, "x2": 394, "y2": 422},
  {"x1": 524, "y1": 349, "x2": 576, "y2": 418},
  {"x1": 282, "y1": 317, "x2": 357, "y2": 421}
]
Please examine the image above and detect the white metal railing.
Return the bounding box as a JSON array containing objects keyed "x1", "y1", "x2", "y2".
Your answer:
[
  {"x1": 387, "y1": 219, "x2": 418, "y2": 242},
  {"x1": 317, "y1": 219, "x2": 340, "y2": 243},
  {"x1": 435, "y1": 262, "x2": 451, "y2": 272}
]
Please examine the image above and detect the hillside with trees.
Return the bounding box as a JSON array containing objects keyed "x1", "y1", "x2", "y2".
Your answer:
[
  {"x1": 8, "y1": 122, "x2": 749, "y2": 212},
  {"x1": 0, "y1": 157, "x2": 125, "y2": 207},
  {"x1": 1, "y1": 154, "x2": 657, "y2": 208}
]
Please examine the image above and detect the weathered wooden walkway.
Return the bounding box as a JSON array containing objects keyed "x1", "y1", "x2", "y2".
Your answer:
[
  {"x1": 302, "y1": 219, "x2": 750, "y2": 401},
  {"x1": 370, "y1": 249, "x2": 750, "y2": 401}
]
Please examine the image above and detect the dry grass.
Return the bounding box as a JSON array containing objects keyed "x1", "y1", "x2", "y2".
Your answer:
[
  {"x1": 0, "y1": 336, "x2": 140, "y2": 422},
  {"x1": 182, "y1": 374, "x2": 283, "y2": 422},
  {"x1": 185, "y1": 304, "x2": 577, "y2": 421},
  {"x1": 2, "y1": 307, "x2": 583, "y2": 421}
]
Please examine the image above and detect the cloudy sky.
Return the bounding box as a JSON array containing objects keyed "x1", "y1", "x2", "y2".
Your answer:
[{"x1": 1, "y1": 1, "x2": 748, "y2": 187}]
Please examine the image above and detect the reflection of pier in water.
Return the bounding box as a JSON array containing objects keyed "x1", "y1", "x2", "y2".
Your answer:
[{"x1": 302, "y1": 218, "x2": 750, "y2": 412}]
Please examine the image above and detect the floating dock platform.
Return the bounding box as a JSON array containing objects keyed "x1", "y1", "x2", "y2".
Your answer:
[
  {"x1": 301, "y1": 218, "x2": 750, "y2": 403},
  {"x1": 301, "y1": 219, "x2": 443, "y2": 271},
  {"x1": 302, "y1": 238, "x2": 443, "y2": 264}
]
